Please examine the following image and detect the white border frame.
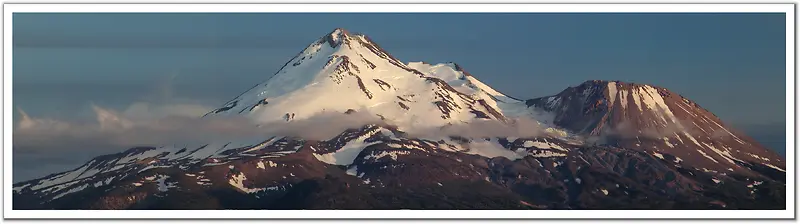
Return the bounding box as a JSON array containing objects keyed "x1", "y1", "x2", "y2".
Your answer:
[{"x1": 2, "y1": 3, "x2": 795, "y2": 220}]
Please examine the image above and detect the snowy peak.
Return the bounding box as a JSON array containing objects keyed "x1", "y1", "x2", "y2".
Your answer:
[
  {"x1": 203, "y1": 28, "x2": 527, "y2": 130},
  {"x1": 527, "y1": 80, "x2": 785, "y2": 173},
  {"x1": 527, "y1": 80, "x2": 687, "y2": 133},
  {"x1": 322, "y1": 28, "x2": 352, "y2": 48},
  {"x1": 12, "y1": 29, "x2": 788, "y2": 210},
  {"x1": 527, "y1": 80, "x2": 717, "y2": 136},
  {"x1": 407, "y1": 62, "x2": 520, "y2": 104}
]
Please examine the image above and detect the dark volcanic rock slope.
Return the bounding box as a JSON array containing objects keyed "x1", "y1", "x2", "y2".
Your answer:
[{"x1": 12, "y1": 29, "x2": 786, "y2": 210}]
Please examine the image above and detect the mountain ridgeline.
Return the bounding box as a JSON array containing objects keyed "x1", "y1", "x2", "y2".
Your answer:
[{"x1": 13, "y1": 28, "x2": 786, "y2": 210}]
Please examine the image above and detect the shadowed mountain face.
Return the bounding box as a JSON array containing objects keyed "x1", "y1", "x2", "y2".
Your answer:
[{"x1": 13, "y1": 29, "x2": 786, "y2": 210}]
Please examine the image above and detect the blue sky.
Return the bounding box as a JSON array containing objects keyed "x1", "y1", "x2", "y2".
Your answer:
[
  {"x1": 14, "y1": 13, "x2": 786, "y2": 123},
  {"x1": 12, "y1": 13, "x2": 787, "y2": 180}
]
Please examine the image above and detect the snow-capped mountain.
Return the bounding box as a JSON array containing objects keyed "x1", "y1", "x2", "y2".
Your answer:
[
  {"x1": 203, "y1": 28, "x2": 526, "y2": 129},
  {"x1": 526, "y1": 80, "x2": 785, "y2": 174},
  {"x1": 12, "y1": 28, "x2": 786, "y2": 210}
]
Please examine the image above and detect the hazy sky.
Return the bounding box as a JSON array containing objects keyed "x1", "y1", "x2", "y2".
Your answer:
[{"x1": 12, "y1": 13, "x2": 787, "y2": 180}]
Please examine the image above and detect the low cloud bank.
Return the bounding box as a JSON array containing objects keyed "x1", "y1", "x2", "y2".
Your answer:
[
  {"x1": 403, "y1": 117, "x2": 553, "y2": 139},
  {"x1": 13, "y1": 102, "x2": 555, "y2": 181}
]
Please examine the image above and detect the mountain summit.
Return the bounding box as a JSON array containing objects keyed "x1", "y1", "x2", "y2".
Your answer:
[
  {"x1": 203, "y1": 27, "x2": 522, "y2": 129},
  {"x1": 527, "y1": 80, "x2": 785, "y2": 173},
  {"x1": 13, "y1": 29, "x2": 786, "y2": 210}
]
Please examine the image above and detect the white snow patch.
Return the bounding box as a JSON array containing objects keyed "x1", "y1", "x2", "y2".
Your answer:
[
  {"x1": 228, "y1": 172, "x2": 264, "y2": 194},
  {"x1": 607, "y1": 82, "x2": 617, "y2": 106},
  {"x1": 663, "y1": 137, "x2": 674, "y2": 148},
  {"x1": 695, "y1": 149, "x2": 719, "y2": 164},
  {"x1": 701, "y1": 142, "x2": 738, "y2": 165},
  {"x1": 346, "y1": 166, "x2": 359, "y2": 177},
  {"x1": 639, "y1": 86, "x2": 677, "y2": 125},
  {"x1": 155, "y1": 175, "x2": 176, "y2": 192},
  {"x1": 528, "y1": 150, "x2": 568, "y2": 158},
  {"x1": 631, "y1": 87, "x2": 643, "y2": 111},
  {"x1": 523, "y1": 140, "x2": 568, "y2": 152},
  {"x1": 365, "y1": 150, "x2": 411, "y2": 161},
  {"x1": 652, "y1": 152, "x2": 665, "y2": 160},
  {"x1": 30, "y1": 164, "x2": 91, "y2": 191},
  {"x1": 51, "y1": 184, "x2": 89, "y2": 200},
  {"x1": 763, "y1": 163, "x2": 786, "y2": 172},
  {"x1": 13, "y1": 183, "x2": 31, "y2": 192},
  {"x1": 748, "y1": 153, "x2": 771, "y2": 161},
  {"x1": 385, "y1": 142, "x2": 426, "y2": 151},
  {"x1": 313, "y1": 140, "x2": 381, "y2": 165}
]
